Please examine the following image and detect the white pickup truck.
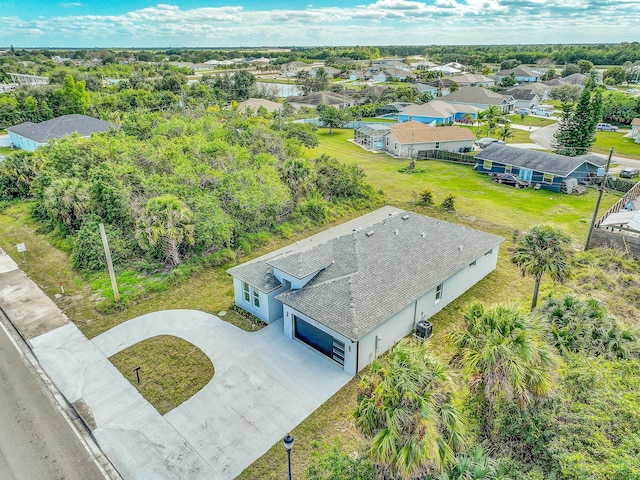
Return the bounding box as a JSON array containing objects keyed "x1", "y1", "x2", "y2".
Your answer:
[{"x1": 532, "y1": 106, "x2": 554, "y2": 116}]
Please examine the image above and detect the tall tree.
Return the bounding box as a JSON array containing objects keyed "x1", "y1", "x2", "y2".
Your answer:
[
  {"x1": 448, "y1": 303, "x2": 558, "y2": 408},
  {"x1": 135, "y1": 195, "x2": 195, "y2": 266},
  {"x1": 317, "y1": 104, "x2": 350, "y2": 133},
  {"x1": 479, "y1": 105, "x2": 503, "y2": 137},
  {"x1": 552, "y1": 80, "x2": 601, "y2": 156},
  {"x1": 511, "y1": 225, "x2": 573, "y2": 310},
  {"x1": 353, "y1": 339, "x2": 467, "y2": 479}
]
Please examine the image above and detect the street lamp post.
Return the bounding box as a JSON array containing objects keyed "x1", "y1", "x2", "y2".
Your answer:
[{"x1": 283, "y1": 434, "x2": 294, "y2": 480}]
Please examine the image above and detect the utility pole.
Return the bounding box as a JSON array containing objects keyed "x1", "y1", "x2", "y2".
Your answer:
[
  {"x1": 585, "y1": 147, "x2": 613, "y2": 251},
  {"x1": 99, "y1": 223, "x2": 120, "y2": 302}
]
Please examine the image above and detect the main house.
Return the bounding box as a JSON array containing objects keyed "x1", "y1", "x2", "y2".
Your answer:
[
  {"x1": 475, "y1": 144, "x2": 606, "y2": 192},
  {"x1": 396, "y1": 100, "x2": 481, "y2": 125},
  {"x1": 228, "y1": 207, "x2": 503, "y2": 376},
  {"x1": 7, "y1": 114, "x2": 116, "y2": 151},
  {"x1": 354, "y1": 120, "x2": 475, "y2": 156}
]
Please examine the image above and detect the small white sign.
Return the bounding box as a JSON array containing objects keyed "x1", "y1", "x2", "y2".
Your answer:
[{"x1": 16, "y1": 243, "x2": 26, "y2": 253}]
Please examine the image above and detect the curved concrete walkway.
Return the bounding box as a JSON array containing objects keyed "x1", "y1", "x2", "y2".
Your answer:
[{"x1": 32, "y1": 310, "x2": 350, "y2": 479}]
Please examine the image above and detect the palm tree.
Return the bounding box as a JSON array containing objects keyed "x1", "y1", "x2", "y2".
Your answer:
[
  {"x1": 448, "y1": 303, "x2": 558, "y2": 409},
  {"x1": 135, "y1": 194, "x2": 195, "y2": 266},
  {"x1": 511, "y1": 225, "x2": 573, "y2": 310},
  {"x1": 479, "y1": 105, "x2": 503, "y2": 137},
  {"x1": 354, "y1": 339, "x2": 467, "y2": 479},
  {"x1": 497, "y1": 125, "x2": 514, "y2": 142}
]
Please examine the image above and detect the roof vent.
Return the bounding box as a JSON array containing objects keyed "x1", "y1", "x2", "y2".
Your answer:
[
  {"x1": 458, "y1": 245, "x2": 464, "y2": 251},
  {"x1": 393, "y1": 229, "x2": 399, "y2": 235},
  {"x1": 401, "y1": 215, "x2": 410, "y2": 220},
  {"x1": 366, "y1": 231, "x2": 375, "y2": 237},
  {"x1": 420, "y1": 232, "x2": 426, "y2": 238}
]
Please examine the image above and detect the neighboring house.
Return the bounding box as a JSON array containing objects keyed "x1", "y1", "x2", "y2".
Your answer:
[
  {"x1": 353, "y1": 124, "x2": 391, "y2": 151},
  {"x1": 494, "y1": 65, "x2": 542, "y2": 83},
  {"x1": 287, "y1": 91, "x2": 352, "y2": 108},
  {"x1": 426, "y1": 78, "x2": 457, "y2": 96},
  {"x1": 475, "y1": 144, "x2": 606, "y2": 192},
  {"x1": 383, "y1": 68, "x2": 416, "y2": 81},
  {"x1": 428, "y1": 65, "x2": 461, "y2": 76},
  {"x1": 281, "y1": 61, "x2": 313, "y2": 77},
  {"x1": 236, "y1": 98, "x2": 282, "y2": 115},
  {"x1": 449, "y1": 74, "x2": 495, "y2": 88},
  {"x1": 440, "y1": 86, "x2": 515, "y2": 113},
  {"x1": 375, "y1": 102, "x2": 414, "y2": 116},
  {"x1": 630, "y1": 118, "x2": 640, "y2": 143},
  {"x1": 414, "y1": 83, "x2": 439, "y2": 97},
  {"x1": 501, "y1": 89, "x2": 541, "y2": 109},
  {"x1": 382, "y1": 121, "x2": 475, "y2": 156},
  {"x1": 396, "y1": 100, "x2": 481, "y2": 125},
  {"x1": 309, "y1": 66, "x2": 341, "y2": 78},
  {"x1": 507, "y1": 83, "x2": 550, "y2": 102},
  {"x1": 227, "y1": 207, "x2": 503, "y2": 376},
  {"x1": 7, "y1": 114, "x2": 117, "y2": 151}
]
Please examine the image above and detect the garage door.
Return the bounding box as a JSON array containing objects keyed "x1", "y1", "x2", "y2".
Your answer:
[{"x1": 294, "y1": 316, "x2": 345, "y2": 366}]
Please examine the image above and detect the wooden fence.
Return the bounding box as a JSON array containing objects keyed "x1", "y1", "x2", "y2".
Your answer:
[
  {"x1": 416, "y1": 150, "x2": 477, "y2": 165},
  {"x1": 593, "y1": 181, "x2": 640, "y2": 229}
]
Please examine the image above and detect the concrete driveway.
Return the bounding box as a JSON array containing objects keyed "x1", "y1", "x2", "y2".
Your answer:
[{"x1": 32, "y1": 311, "x2": 351, "y2": 479}]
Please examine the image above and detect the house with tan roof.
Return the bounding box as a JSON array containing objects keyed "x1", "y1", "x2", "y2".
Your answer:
[
  {"x1": 236, "y1": 98, "x2": 282, "y2": 115},
  {"x1": 353, "y1": 120, "x2": 475, "y2": 157},
  {"x1": 449, "y1": 74, "x2": 495, "y2": 88}
]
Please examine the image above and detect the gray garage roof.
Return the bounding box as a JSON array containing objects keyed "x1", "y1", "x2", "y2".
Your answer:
[
  {"x1": 7, "y1": 114, "x2": 116, "y2": 144},
  {"x1": 229, "y1": 207, "x2": 503, "y2": 341},
  {"x1": 476, "y1": 144, "x2": 606, "y2": 177}
]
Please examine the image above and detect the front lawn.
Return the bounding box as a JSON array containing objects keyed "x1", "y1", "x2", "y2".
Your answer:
[
  {"x1": 592, "y1": 129, "x2": 640, "y2": 158},
  {"x1": 310, "y1": 128, "x2": 616, "y2": 241},
  {"x1": 505, "y1": 114, "x2": 556, "y2": 128}
]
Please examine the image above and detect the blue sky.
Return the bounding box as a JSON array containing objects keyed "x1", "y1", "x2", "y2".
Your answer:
[{"x1": 1, "y1": 0, "x2": 639, "y2": 48}]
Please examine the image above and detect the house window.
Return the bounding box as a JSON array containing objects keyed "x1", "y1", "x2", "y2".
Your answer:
[
  {"x1": 543, "y1": 173, "x2": 554, "y2": 184},
  {"x1": 394, "y1": 142, "x2": 397, "y2": 150},
  {"x1": 435, "y1": 142, "x2": 440, "y2": 149},
  {"x1": 435, "y1": 283, "x2": 443, "y2": 302},
  {"x1": 484, "y1": 249, "x2": 493, "y2": 256},
  {"x1": 469, "y1": 260, "x2": 477, "y2": 267},
  {"x1": 505, "y1": 165, "x2": 512, "y2": 173},
  {"x1": 242, "y1": 281, "x2": 250, "y2": 302},
  {"x1": 386, "y1": 138, "x2": 389, "y2": 146},
  {"x1": 483, "y1": 160, "x2": 492, "y2": 170},
  {"x1": 253, "y1": 289, "x2": 260, "y2": 308}
]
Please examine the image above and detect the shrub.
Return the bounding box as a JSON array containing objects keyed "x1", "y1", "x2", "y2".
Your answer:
[
  {"x1": 417, "y1": 188, "x2": 434, "y2": 206},
  {"x1": 441, "y1": 193, "x2": 456, "y2": 211}
]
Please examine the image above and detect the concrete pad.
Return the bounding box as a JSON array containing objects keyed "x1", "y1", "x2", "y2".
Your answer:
[
  {"x1": 92, "y1": 310, "x2": 352, "y2": 479},
  {"x1": 0, "y1": 248, "x2": 18, "y2": 274},
  {"x1": 0, "y1": 268, "x2": 69, "y2": 339}
]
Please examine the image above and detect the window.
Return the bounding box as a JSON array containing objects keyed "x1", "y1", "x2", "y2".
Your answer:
[
  {"x1": 543, "y1": 173, "x2": 554, "y2": 184},
  {"x1": 435, "y1": 141, "x2": 440, "y2": 150},
  {"x1": 484, "y1": 249, "x2": 493, "y2": 256},
  {"x1": 505, "y1": 165, "x2": 512, "y2": 173},
  {"x1": 435, "y1": 283, "x2": 443, "y2": 302},
  {"x1": 469, "y1": 260, "x2": 477, "y2": 267},
  {"x1": 386, "y1": 137, "x2": 389, "y2": 146},
  {"x1": 253, "y1": 289, "x2": 260, "y2": 308},
  {"x1": 242, "y1": 281, "x2": 250, "y2": 302},
  {"x1": 483, "y1": 160, "x2": 492, "y2": 170},
  {"x1": 394, "y1": 142, "x2": 397, "y2": 150}
]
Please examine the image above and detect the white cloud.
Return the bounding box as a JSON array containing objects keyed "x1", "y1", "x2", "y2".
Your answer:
[{"x1": 1, "y1": 1, "x2": 638, "y2": 47}]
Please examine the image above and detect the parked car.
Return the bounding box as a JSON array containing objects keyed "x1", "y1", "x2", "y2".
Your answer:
[
  {"x1": 620, "y1": 168, "x2": 640, "y2": 178},
  {"x1": 515, "y1": 108, "x2": 531, "y2": 115},
  {"x1": 626, "y1": 88, "x2": 639, "y2": 94},
  {"x1": 532, "y1": 107, "x2": 553, "y2": 116},
  {"x1": 492, "y1": 173, "x2": 529, "y2": 188},
  {"x1": 596, "y1": 123, "x2": 618, "y2": 131},
  {"x1": 475, "y1": 138, "x2": 505, "y2": 149}
]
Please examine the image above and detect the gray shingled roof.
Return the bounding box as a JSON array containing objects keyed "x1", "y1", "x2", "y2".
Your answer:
[
  {"x1": 7, "y1": 114, "x2": 116, "y2": 144},
  {"x1": 229, "y1": 207, "x2": 503, "y2": 341},
  {"x1": 476, "y1": 144, "x2": 605, "y2": 177}
]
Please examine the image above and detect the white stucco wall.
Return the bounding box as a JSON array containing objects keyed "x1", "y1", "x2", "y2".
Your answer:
[
  {"x1": 232, "y1": 277, "x2": 287, "y2": 324},
  {"x1": 274, "y1": 268, "x2": 321, "y2": 290},
  {"x1": 387, "y1": 137, "x2": 474, "y2": 158},
  {"x1": 8, "y1": 132, "x2": 43, "y2": 151},
  {"x1": 356, "y1": 245, "x2": 500, "y2": 373}
]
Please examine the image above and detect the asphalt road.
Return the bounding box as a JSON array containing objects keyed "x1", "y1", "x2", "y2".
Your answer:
[{"x1": 0, "y1": 319, "x2": 104, "y2": 480}]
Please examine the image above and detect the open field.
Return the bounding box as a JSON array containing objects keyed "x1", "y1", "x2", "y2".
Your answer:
[{"x1": 593, "y1": 129, "x2": 640, "y2": 157}]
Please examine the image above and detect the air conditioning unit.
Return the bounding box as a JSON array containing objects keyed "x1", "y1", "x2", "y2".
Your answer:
[{"x1": 415, "y1": 320, "x2": 433, "y2": 340}]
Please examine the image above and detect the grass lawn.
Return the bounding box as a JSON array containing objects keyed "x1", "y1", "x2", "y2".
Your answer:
[
  {"x1": 110, "y1": 335, "x2": 214, "y2": 415},
  {"x1": 309, "y1": 128, "x2": 616, "y2": 241},
  {"x1": 592, "y1": 129, "x2": 640, "y2": 158},
  {"x1": 0, "y1": 146, "x2": 13, "y2": 156},
  {"x1": 505, "y1": 114, "x2": 556, "y2": 128}
]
